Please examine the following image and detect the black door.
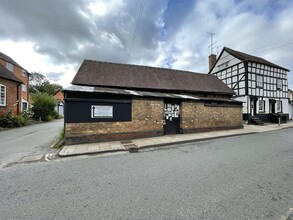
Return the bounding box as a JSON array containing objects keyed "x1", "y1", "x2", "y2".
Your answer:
[
  {"x1": 270, "y1": 100, "x2": 276, "y2": 113},
  {"x1": 164, "y1": 103, "x2": 180, "y2": 134}
]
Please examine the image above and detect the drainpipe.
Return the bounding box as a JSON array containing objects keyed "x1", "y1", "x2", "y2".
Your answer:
[{"x1": 16, "y1": 84, "x2": 20, "y2": 115}]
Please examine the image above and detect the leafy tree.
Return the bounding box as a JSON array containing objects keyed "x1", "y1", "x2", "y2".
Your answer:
[
  {"x1": 29, "y1": 72, "x2": 47, "y2": 93},
  {"x1": 31, "y1": 92, "x2": 56, "y2": 121},
  {"x1": 29, "y1": 72, "x2": 62, "y2": 95}
]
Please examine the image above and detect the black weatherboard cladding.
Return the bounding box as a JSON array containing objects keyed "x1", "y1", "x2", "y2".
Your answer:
[{"x1": 65, "y1": 92, "x2": 132, "y2": 123}]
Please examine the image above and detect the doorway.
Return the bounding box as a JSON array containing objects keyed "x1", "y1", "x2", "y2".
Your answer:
[
  {"x1": 269, "y1": 100, "x2": 276, "y2": 113},
  {"x1": 163, "y1": 102, "x2": 180, "y2": 134},
  {"x1": 250, "y1": 99, "x2": 257, "y2": 116}
]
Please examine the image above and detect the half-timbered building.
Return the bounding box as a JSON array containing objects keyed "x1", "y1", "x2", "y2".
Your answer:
[
  {"x1": 64, "y1": 60, "x2": 243, "y2": 145},
  {"x1": 209, "y1": 47, "x2": 289, "y2": 124}
]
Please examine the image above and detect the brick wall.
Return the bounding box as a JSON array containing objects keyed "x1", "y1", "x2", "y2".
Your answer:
[
  {"x1": 181, "y1": 101, "x2": 243, "y2": 133},
  {"x1": 65, "y1": 97, "x2": 243, "y2": 145},
  {"x1": 0, "y1": 59, "x2": 29, "y2": 112},
  {"x1": 65, "y1": 98, "x2": 164, "y2": 144},
  {"x1": 0, "y1": 78, "x2": 20, "y2": 116},
  {"x1": 53, "y1": 90, "x2": 64, "y2": 102}
]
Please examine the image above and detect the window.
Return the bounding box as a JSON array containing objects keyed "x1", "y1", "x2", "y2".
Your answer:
[
  {"x1": 91, "y1": 105, "x2": 113, "y2": 118},
  {"x1": 22, "y1": 84, "x2": 27, "y2": 92},
  {"x1": 22, "y1": 100, "x2": 28, "y2": 112},
  {"x1": 6, "y1": 62, "x2": 13, "y2": 71},
  {"x1": 256, "y1": 75, "x2": 263, "y2": 88},
  {"x1": 277, "y1": 79, "x2": 282, "y2": 90},
  {"x1": 22, "y1": 70, "x2": 27, "y2": 77},
  {"x1": 277, "y1": 100, "x2": 282, "y2": 112},
  {"x1": 258, "y1": 100, "x2": 265, "y2": 112},
  {"x1": 0, "y1": 84, "x2": 6, "y2": 106}
]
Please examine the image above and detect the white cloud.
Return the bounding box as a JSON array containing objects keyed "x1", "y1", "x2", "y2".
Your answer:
[{"x1": 0, "y1": 0, "x2": 292, "y2": 89}]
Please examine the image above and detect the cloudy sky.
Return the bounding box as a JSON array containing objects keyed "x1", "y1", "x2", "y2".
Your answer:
[{"x1": 0, "y1": 0, "x2": 293, "y2": 88}]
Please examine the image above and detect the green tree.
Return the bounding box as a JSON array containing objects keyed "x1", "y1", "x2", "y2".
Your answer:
[
  {"x1": 31, "y1": 92, "x2": 56, "y2": 121},
  {"x1": 29, "y1": 72, "x2": 47, "y2": 93},
  {"x1": 29, "y1": 72, "x2": 63, "y2": 95}
]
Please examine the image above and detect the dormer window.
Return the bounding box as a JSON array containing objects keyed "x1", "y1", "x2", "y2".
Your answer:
[
  {"x1": 22, "y1": 69, "x2": 27, "y2": 77},
  {"x1": 6, "y1": 62, "x2": 13, "y2": 71}
]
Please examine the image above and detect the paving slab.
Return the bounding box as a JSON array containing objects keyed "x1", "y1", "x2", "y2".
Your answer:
[{"x1": 59, "y1": 121, "x2": 293, "y2": 157}]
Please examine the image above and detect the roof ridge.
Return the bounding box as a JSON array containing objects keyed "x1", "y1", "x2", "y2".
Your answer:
[{"x1": 83, "y1": 59, "x2": 206, "y2": 75}]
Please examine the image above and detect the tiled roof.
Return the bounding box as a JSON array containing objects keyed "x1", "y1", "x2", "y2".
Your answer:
[
  {"x1": 71, "y1": 60, "x2": 235, "y2": 95},
  {"x1": 224, "y1": 47, "x2": 289, "y2": 71},
  {"x1": 0, "y1": 51, "x2": 23, "y2": 69},
  {"x1": 0, "y1": 64, "x2": 22, "y2": 83}
]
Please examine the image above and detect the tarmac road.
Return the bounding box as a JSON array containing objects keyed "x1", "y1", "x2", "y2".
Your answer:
[
  {"x1": 0, "y1": 127, "x2": 292, "y2": 219},
  {"x1": 0, "y1": 119, "x2": 63, "y2": 168}
]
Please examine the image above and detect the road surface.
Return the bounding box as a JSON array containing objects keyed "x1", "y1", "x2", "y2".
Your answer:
[
  {"x1": 0, "y1": 127, "x2": 292, "y2": 219},
  {"x1": 0, "y1": 119, "x2": 63, "y2": 168}
]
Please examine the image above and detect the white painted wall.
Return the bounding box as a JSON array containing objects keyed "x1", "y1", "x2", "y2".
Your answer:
[
  {"x1": 210, "y1": 51, "x2": 242, "y2": 74},
  {"x1": 234, "y1": 96, "x2": 247, "y2": 114}
]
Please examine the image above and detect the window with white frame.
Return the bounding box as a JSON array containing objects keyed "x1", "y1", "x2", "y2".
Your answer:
[
  {"x1": 277, "y1": 79, "x2": 282, "y2": 90},
  {"x1": 6, "y1": 62, "x2": 13, "y2": 71},
  {"x1": 259, "y1": 100, "x2": 265, "y2": 112},
  {"x1": 0, "y1": 84, "x2": 6, "y2": 106},
  {"x1": 256, "y1": 75, "x2": 263, "y2": 88},
  {"x1": 277, "y1": 100, "x2": 282, "y2": 112},
  {"x1": 22, "y1": 100, "x2": 28, "y2": 112},
  {"x1": 22, "y1": 84, "x2": 27, "y2": 92}
]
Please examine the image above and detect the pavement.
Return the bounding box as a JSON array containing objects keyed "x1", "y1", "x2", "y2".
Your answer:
[{"x1": 59, "y1": 121, "x2": 293, "y2": 157}]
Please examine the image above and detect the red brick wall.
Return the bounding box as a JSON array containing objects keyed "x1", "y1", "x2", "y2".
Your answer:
[
  {"x1": 0, "y1": 78, "x2": 20, "y2": 116},
  {"x1": 54, "y1": 90, "x2": 64, "y2": 102},
  {"x1": 0, "y1": 59, "x2": 29, "y2": 112}
]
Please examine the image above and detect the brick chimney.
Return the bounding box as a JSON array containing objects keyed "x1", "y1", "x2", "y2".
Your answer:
[{"x1": 208, "y1": 54, "x2": 217, "y2": 71}]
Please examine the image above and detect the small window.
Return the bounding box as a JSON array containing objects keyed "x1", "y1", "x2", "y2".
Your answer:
[
  {"x1": 6, "y1": 62, "x2": 13, "y2": 71},
  {"x1": 258, "y1": 100, "x2": 265, "y2": 112},
  {"x1": 22, "y1": 84, "x2": 27, "y2": 92},
  {"x1": 277, "y1": 79, "x2": 282, "y2": 90},
  {"x1": 22, "y1": 101, "x2": 28, "y2": 112},
  {"x1": 256, "y1": 75, "x2": 263, "y2": 88},
  {"x1": 22, "y1": 70, "x2": 27, "y2": 77},
  {"x1": 0, "y1": 84, "x2": 6, "y2": 106}
]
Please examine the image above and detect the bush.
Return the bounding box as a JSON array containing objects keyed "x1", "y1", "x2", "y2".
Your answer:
[
  {"x1": 52, "y1": 110, "x2": 62, "y2": 119},
  {"x1": 0, "y1": 111, "x2": 28, "y2": 128},
  {"x1": 21, "y1": 109, "x2": 33, "y2": 119},
  {"x1": 31, "y1": 92, "x2": 56, "y2": 121}
]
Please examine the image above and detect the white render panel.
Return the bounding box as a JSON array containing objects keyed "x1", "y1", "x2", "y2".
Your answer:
[
  {"x1": 210, "y1": 51, "x2": 242, "y2": 74},
  {"x1": 283, "y1": 99, "x2": 289, "y2": 114},
  {"x1": 235, "y1": 96, "x2": 247, "y2": 114}
]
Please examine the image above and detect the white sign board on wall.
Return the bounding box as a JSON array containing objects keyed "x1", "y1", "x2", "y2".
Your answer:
[{"x1": 91, "y1": 105, "x2": 113, "y2": 118}]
